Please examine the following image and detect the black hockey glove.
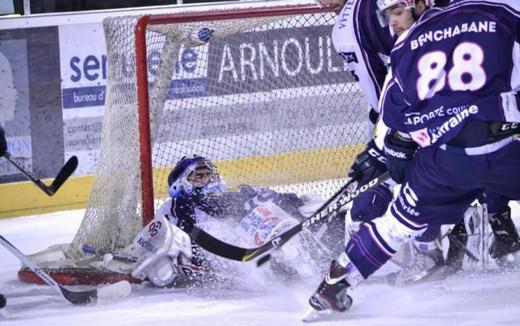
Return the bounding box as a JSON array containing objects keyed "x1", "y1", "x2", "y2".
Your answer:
[
  {"x1": 348, "y1": 139, "x2": 387, "y2": 185},
  {"x1": 0, "y1": 127, "x2": 7, "y2": 157},
  {"x1": 383, "y1": 132, "x2": 417, "y2": 184}
]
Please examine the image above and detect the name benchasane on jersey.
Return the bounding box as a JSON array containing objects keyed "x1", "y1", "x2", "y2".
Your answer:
[{"x1": 410, "y1": 20, "x2": 496, "y2": 50}]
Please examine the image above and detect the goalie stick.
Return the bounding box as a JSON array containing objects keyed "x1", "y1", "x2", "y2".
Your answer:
[
  {"x1": 0, "y1": 235, "x2": 131, "y2": 305},
  {"x1": 191, "y1": 172, "x2": 391, "y2": 263},
  {"x1": 3, "y1": 152, "x2": 78, "y2": 196}
]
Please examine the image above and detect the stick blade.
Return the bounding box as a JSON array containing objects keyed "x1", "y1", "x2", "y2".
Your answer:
[
  {"x1": 61, "y1": 287, "x2": 98, "y2": 305},
  {"x1": 96, "y1": 280, "x2": 132, "y2": 301},
  {"x1": 48, "y1": 156, "x2": 78, "y2": 195},
  {"x1": 62, "y1": 280, "x2": 132, "y2": 305},
  {"x1": 191, "y1": 226, "x2": 250, "y2": 261}
]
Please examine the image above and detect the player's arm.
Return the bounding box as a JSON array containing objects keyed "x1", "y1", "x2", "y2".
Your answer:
[
  {"x1": 347, "y1": 69, "x2": 396, "y2": 185},
  {"x1": 379, "y1": 69, "x2": 418, "y2": 183}
]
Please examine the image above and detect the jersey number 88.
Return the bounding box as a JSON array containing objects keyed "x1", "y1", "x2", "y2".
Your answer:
[{"x1": 416, "y1": 42, "x2": 486, "y2": 100}]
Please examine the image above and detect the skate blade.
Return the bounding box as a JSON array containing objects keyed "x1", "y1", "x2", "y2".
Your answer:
[
  {"x1": 302, "y1": 308, "x2": 347, "y2": 323},
  {"x1": 387, "y1": 265, "x2": 449, "y2": 286},
  {"x1": 302, "y1": 308, "x2": 330, "y2": 323},
  {"x1": 496, "y1": 251, "x2": 520, "y2": 269}
]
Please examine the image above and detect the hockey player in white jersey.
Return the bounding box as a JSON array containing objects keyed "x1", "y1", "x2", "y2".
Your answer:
[
  {"x1": 304, "y1": 0, "x2": 520, "y2": 320},
  {"x1": 96, "y1": 155, "x2": 329, "y2": 287}
]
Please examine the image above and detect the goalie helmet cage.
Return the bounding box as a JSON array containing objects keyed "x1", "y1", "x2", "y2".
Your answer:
[{"x1": 19, "y1": 1, "x2": 370, "y2": 285}]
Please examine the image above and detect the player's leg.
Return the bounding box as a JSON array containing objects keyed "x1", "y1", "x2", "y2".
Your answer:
[{"x1": 305, "y1": 146, "x2": 480, "y2": 316}]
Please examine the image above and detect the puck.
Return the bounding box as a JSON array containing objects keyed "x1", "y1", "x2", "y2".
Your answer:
[
  {"x1": 256, "y1": 254, "x2": 271, "y2": 267},
  {"x1": 0, "y1": 294, "x2": 6, "y2": 309}
]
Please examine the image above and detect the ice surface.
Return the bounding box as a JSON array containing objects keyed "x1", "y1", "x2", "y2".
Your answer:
[{"x1": 1, "y1": 208, "x2": 519, "y2": 325}]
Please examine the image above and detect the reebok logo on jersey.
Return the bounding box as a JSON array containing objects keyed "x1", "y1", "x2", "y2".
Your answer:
[{"x1": 385, "y1": 147, "x2": 407, "y2": 159}]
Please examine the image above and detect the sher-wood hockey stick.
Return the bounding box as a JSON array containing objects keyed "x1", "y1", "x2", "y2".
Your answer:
[
  {"x1": 0, "y1": 235, "x2": 131, "y2": 305},
  {"x1": 191, "y1": 172, "x2": 391, "y2": 263},
  {"x1": 3, "y1": 152, "x2": 78, "y2": 196}
]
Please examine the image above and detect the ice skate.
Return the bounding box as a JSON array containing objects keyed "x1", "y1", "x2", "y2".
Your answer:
[
  {"x1": 303, "y1": 260, "x2": 352, "y2": 322},
  {"x1": 489, "y1": 208, "x2": 520, "y2": 268},
  {"x1": 388, "y1": 241, "x2": 448, "y2": 285},
  {"x1": 488, "y1": 207, "x2": 520, "y2": 268},
  {"x1": 446, "y1": 223, "x2": 469, "y2": 274}
]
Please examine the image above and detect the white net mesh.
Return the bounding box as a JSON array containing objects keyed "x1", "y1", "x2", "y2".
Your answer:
[{"x1": 67, "y1": 5, "x2": 369, "y2": 260}]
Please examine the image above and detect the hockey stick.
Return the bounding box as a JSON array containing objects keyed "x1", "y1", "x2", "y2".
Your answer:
[
  {"x1": 191, "y1": 172, "x2": 391, "y2": 263},
  {"x1": 0, "y1": 235, "x2": 131, "y2": 305},
  {"x1": 3, "y1": 152, "x2": 78, "y2": 196},
  {"x1": 82, "y1": 244, "x2": 138, "y2": 263}
]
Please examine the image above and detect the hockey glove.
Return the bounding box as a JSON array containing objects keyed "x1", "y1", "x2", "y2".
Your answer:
[
  {"x1": 0, "y1": 127, "x2": 6, "y2": 157},
  {"x1": 383, "y1": 132, "x2": 417, "y2": 184},
  {"x1": 348, "y1": 139, "x2": 387, "y2": 184},
  {"x1": 350, "y1": 184, "x2": 393, "y2": 222}
]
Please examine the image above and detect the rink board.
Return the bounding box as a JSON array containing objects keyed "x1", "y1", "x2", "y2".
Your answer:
[{"x1": 0, "y1": 144, "x2": 363, "y2": 219}]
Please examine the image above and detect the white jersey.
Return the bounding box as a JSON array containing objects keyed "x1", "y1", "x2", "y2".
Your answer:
[
  {"x1": 154, "y1": 195, "x2": 299, "y2": 247},
  {"x1": 331, "y1": 0, "x2": 395, "y2": 111}
]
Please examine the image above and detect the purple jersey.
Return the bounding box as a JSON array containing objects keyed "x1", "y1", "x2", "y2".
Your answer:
[{"x1": 381, "y1": 1, "x2": 520, "y2": 147}]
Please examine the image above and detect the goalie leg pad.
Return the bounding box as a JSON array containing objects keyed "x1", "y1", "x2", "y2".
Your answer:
[{"x1": 130, "y1": 216, "x2": 192, "y2": 286}]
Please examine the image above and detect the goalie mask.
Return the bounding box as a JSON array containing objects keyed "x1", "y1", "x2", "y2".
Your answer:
[{"x1": 167, "y1": 155, "x2": 227, "y2": 198}]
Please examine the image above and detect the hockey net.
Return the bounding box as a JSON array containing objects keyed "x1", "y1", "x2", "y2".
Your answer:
[{"x1": 20, "y1": 1, "x2": 369, "y2": 285}]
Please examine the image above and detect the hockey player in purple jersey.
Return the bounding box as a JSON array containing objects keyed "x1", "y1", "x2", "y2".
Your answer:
[
  {"x1": 380, "y1": 0, "x2": 520, "y2": 269},
  {"x1": 328, "y1": 0, "x2": 517, "y2": 281},
  {"x1": 322, "y1": 0, "x2": 455, "y2": 284},
  {"x1": 304, "y1": 0, "x2": 520, "y2": 320}
]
